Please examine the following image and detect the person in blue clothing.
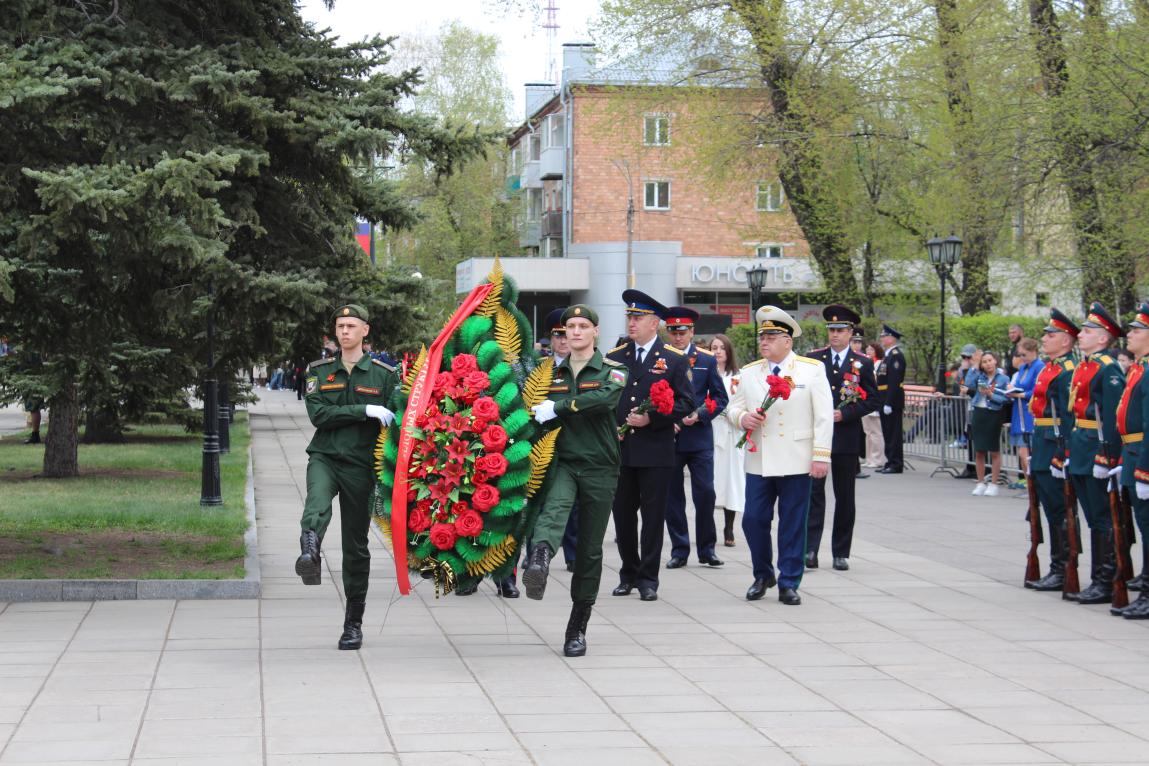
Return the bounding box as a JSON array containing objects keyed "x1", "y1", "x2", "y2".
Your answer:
[
  {"x1": 969, "y1": 351, "x2": 1011, "y2": 496},
  {"x1": 663, "y1": 307, "x2": 729, "y2": 569},
  {"x1": 1006, "y1": 338, "x2": 1044, "y2": 488}
]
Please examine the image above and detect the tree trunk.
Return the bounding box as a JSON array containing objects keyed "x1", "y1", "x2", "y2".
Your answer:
[
  {"x1": 861, "y1": 239, "x2": 876, "y2": 317},
  {"x1": 729, "y1": 0, "x2": 861, "y2": 305},
  {"x1": 42, "y1": 380, "x2": 79, "y2": 478},
  {"x1": 935, "y1": 0, "x2": 992, "y2": 314},
  {"x1": 82, "y1": 406, "x2": 125, "y2": 444}
]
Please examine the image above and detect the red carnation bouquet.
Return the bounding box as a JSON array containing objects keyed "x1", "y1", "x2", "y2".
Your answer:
[
  {"x1": 837, "y1": 364, "x2": 868, "y2": 410},
  {"x1": 736, "y1": 374, "x2": 792, "y2": 452},
  {"x1": 407, "y1": 353, "x2": 509, "y2": 550},
  {"x1": 618, "y1": 378, "x2": 675, "y2": 437}
]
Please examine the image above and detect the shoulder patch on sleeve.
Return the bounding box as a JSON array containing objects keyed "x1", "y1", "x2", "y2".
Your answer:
[
  {"x1": 372, "y1": 359, "x2": 395, "y2": 371},
  {"x1": 310, "y1": 357, "x2": 335, "y2": 368},
  {"x1": 743, "y1": 359, "x2": 765, "y2": 369},
  {"x1": 609, "y1": 368, "x2": 627, "y2": 386}
]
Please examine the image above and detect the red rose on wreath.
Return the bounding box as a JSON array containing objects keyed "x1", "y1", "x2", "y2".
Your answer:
[
  {"x1": 431, "y1": 372, "x2": 455, "y2": 398},
  {"x1": 451, "y1": 354, "x2": 479, "y2": 375},
  {"x1": 408, "y1": 507, "x2": 431, "y2": 533},
  {"x1": 450, "y1": 501, "x2": 470, "y2": 517},
  {"x1": 472, "y1": 396, "x2": 500, "y2": 422},
  {"x1": 480, "y1": 424, "x2": 508, "y2": 453},
  {"x1": 471, "y1": 483, "x2": 501, "y2": 512},
  {"x1": 454, "y1": 509, "x2": 484, "y2": 537},
  {"x1": 476, "y1": 453, "x2": 508, "y2": 478},
  {"x1": 463, "y1": 370, "x2": 491, "y2": 395},
  {"x1": 472, "y1": 469, "x2": 489, "y2": 485},
  {"x1": 472, "y1": 418, "x2": 489, "y2": 433},
  {"x1": 429, "y1": 523, "x2": 458, "y2": 551}
]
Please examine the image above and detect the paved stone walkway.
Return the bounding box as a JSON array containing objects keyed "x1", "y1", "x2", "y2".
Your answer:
[{"x1": 1, "y1": 390, "x2": 1148, "y2": 765}]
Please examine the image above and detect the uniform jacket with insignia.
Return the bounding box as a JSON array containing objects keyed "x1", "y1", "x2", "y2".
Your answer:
[
  {"x1": 807, "y1": 346, "x2": 879, "y2": 455},
  {"x1": 1117, "y1": 358, "x2": 1149, "y2": 488},
  {"x1": 543, "y1": 350, "x2": 627, "y2": 467},
  {"x1": 875, "y1": 345, "x2": 906, "y2": 410},
  {"x1": 1067, "y1": 349, "x2": 1125, "y2": 475},
  {"x1": 1029, "y1": 352, "x2": 1076, "y2": 472},
  {"x1": 725, "y1": 351, "x2": 834, "y2": 477},
  {"x1": 305, "y1": 353, "x2": 399, "y2": 468},
  {"x1": 675, "y1": 344, "x2": 729, "y2": 454},
  {"x1": 607, "y1": 339, "x2": 696, "y2": 468}
]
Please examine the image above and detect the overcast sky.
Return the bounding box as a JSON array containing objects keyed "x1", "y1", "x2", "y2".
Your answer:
[{"x1": 298, "y1": 0, "x2": 602, "y2": 119}]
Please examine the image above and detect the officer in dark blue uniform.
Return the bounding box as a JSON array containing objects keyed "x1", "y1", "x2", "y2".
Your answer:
[
  {"x1": 663, "y1": 307, "x2": 729, "y2": 569},
  {"x1": 805, "y1": 305, "x2": 879, "y2": 571},
  {"x1": 876, "y1": 324, "x2": 906, "y2": 473},
  {"x1": 608, "y1": 290, "x2": 696, "y2": 601}
]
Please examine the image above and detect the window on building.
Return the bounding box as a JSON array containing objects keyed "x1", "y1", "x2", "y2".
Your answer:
[
  {"x1": 1036, "y1": 291, "x2": 1050, "y2": 307},
  {"x1": 527, "y1": 188, "x2": 542, "y2": 221},
  {"x1": 756, "y1": 245, "x2": 783, "y2": 259},
  {"x1": 546, "y1": 114, "x2": 564, "y2": 149},
  {"x1": 644, "y1": 115, "x2": 670, "y2": 146},
  {"x1": 543, "y1": 238, "x2": 563, "y2": 258},
  {"x1": 529, "y1": 134, "x2": 541, "y2": 161},
  {"x1": 644, "y1": 180, "x2": 670, "y2": 210},
  {"x1": 508, "y1": 146, "x2": 520, "y2": 176},
  {"x1": 756, "y1": 181, "x2": 784, "y2": 212}
]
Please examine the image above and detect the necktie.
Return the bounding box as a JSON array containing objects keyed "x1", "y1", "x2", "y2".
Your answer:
[
  {"x1": 636, "y1": 347, "x2": 645, "y2": 365},
  {"x1": 833, "y1": 354, "x2": 841, "y2": 373},
  {"x1": 772, "y1": 365, "x2": 781, "y2": 376}
]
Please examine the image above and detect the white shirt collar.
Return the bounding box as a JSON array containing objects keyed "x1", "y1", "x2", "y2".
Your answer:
[{"x1": 636, "y1": 338, "x2": 657, "y2": 358}]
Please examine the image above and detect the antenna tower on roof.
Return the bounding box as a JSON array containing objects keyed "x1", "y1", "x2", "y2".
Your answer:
[{"x1": 543, "y1": 1, "x2": 559, "y2": 83}]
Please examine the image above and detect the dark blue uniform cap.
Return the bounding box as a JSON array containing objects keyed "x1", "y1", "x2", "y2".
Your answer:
[
  {"x1": 1045, "y1": 307, "x2": 1080, "y2": 337},
  {"x1": 545, "y1": 308, "x2": 567, "y2": 335},
  {"x1": 1081, "y1": 301, "x2": 1124, "y2": 338},
  {"x1": 1127, "y1": 302, "x2": 1149, "y2": 330},
  {"x1": 823, "y1": 304, "x2": 860, "y2": 329},
  {"x1": 622, "y1": 289, "x2": 669, "y2": 319},
  {"x1": 665, "y1": 306, "x2": 700, "y2": 330},
  {"x1": 879, "y1": 324, "x2": 902, "y2": 340}
]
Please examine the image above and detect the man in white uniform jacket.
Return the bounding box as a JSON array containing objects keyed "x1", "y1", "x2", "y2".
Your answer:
[{"x1": 726, "y1": 306, "x2": 833, "y2": 605}]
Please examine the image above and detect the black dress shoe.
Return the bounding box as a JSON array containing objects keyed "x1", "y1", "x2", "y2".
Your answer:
[
  {"x1": 455, "y1": 581, "x2": 479, "y2": 596},
  {"x1": 666, "y1": 556, "x2": 687, "y2": 569},
  {"x1": 805, "y1": 551, "x2": 819, "y2": 569},
  {"x1": 746, "y1": 579, "x2": 769, "y2": 600},
  {"x1": 638, "y1": 586, "x2": 658, "y2": 601},
  {"x1": 832, "y1": 557, "x2": 849, "y2": 571},
  {"x1": 778, "y1": 587, "x2": 802, "y2": 605},
  {"x1": 699, "y1": 555, "x2": 724, "y2": 567},
  {"x1": 497, "y1": 577, "x2": 519, "y2": 598},
  {"x1": 856, "y1": 472, "x2": 870, "y2": 479},
  {"x1": 877, "y1": 466, "x2": 902, "y2": 474},
  {"x1": 612, "y1": 582, "x2": 634, "y2": 596},
  {"x1": 1027, "y1": 571, "x2": 1064, "y2": 591}
]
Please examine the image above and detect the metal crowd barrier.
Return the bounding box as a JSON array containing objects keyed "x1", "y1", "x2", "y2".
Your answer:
[{"x1": 902, "y1": 390, "x2": 1022, "y2": 477}]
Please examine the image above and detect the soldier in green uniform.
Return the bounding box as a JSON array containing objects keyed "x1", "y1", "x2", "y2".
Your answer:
[
  {"x1": 296, "y1": 304, "x2": 399, "y2": 650},
  {"x1": 1115, "y1": 303, "x2": 1149, "y2": 619},
  {"x1": 1066, "y1": 302, "x2": 1126, "y2": 605},
  {"x1": 1025, "y1": 308, "x2": 1079, "y2": 591},
  {"x1": 525, "y1": 304, "x2": 627, "y2": 657}
]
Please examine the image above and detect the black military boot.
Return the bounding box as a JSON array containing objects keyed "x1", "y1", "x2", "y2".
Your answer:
[
  {"x1": 563, "y1": 601, "x2": 593, "y2": 657},
  {"x1": 1121, "y1": 590, "x2": 1149, "y2": 619},
  {"x1": 338, "y1": 600, "x2": 366, "y2": 650},
  {"x1": 1077, "y1": 530, "x2": 1116, "y2": 605},
  {"x1": 23, "y1": 431, "x2": 40, "y2": 444},
  {"x1": 1028, "y1": 521, "x2": 1067, "y2": 591},
  {"x1": 295, "y1": 530, "x2": 321, "y2": 585},
  {"x1": 523, "y1": 542, "x2": 552, "y2": 601},
  {"x1": 1127, "y1": 542, "x2": 1147, "y2": 591}
]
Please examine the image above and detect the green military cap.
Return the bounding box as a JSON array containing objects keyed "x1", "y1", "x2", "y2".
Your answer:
[
  {"x1": 332, "y1": 304, "x2": 369, "y2": 323},
  {"x1": 561, "y1": 304, "x2": 598, "y2": 326}
]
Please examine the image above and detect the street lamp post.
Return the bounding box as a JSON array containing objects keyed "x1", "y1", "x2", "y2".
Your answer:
[
  {"x1": 200, "y1": 284, "x2": 223, "y2": 507},
  {"x1": 747, "y1": 264, "x2": 769, "y2": 324},
  {"x1": 925, "y1": 234, "x2": 963, "y2": 391}
]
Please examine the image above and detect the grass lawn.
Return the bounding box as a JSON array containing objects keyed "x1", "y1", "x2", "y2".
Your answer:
[{"x1": 0, "y1": 413, "x2": 251, "y2": 579}]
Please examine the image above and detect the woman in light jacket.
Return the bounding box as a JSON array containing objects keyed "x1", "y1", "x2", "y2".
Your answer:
[
  {"x1": 710, "y1": 334, "x2": 745, "y2": 546},
  {"x1": 861, "y1": 343, "x2": 886, "y2": 468},
  {"x1": 970, "y1": 351, "x2": 1011, "y2": 496}
]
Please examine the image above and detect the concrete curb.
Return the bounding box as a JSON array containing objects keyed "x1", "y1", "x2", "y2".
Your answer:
[{"x1": 0, "y1": 448, "x2": 261, "y2": 602}]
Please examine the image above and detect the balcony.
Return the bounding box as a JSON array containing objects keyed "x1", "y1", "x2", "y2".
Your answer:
[
  {"x1": 519, "y1": 220, "x2": 541, "y2": 248},
  {"x1": 541, "y1": 210, "x2": 563, "y2": 239},
  {"x1": 521, "y1": 159, "x2": 541, "y2": 189},
  {"x1": 540, "y1": 145, "x2": 564, "y2": 179}
]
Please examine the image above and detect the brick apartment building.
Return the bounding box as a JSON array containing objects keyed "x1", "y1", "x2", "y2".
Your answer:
[{"x1": 455, "y1": 42, "x2": 823, "y2": 346}]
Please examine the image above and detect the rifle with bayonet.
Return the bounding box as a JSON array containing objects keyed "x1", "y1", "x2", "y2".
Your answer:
[
  {"x1": 1026, "y1": 461, "x2": 1043, "y2": 584},
  {"x1": 1099, "y1": 418, "x2": 1131, "y2": 609}
]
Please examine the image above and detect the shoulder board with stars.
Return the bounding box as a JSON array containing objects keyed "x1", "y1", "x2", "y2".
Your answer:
[
  {"x1": 663, "y1": 345, "x2": 686, "y2": 355},
  {"x1": 796, "y1": 356, "x2": 821, "y2": 366},
  {"x1": 372, "y1": 359, "x2": 395, "y2": 371},
  {"x1": 608, "y1": 343, "x2": 627, "y2": 354},
  {"x1": 310, "y1": 357, "x2": 335, "y2": 368},
  {"x1": 743, "y1": 359, "x2": 765, "y2": 369},
  {"x1": 1097, "y1": 354, "x2": 1114, "y2": 365},
  {"x1": 1062, "y1": 359, "x2": 1076, "y2": 371},
  {"x1": 603, "y1": 358, "x2": 624, "y2": 367},
  {"x1": 695, "y1": 347, "x2": 714, "y2": 357}
]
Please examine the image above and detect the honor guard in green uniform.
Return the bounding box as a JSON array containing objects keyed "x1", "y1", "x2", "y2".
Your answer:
[
  {"x1": 525, "y1": 304, "x2": 627, "y2": 657},
  {"x1": 295, "y1": 304, "x2": 399, "y2": 650},
  {"x1": 1025, "y1": 308, "x2": 1079, "y2": 591},
  {"x1": 1115, "y1": 303, "x2": 1149, "y2": 619},
  {"x1": 1066, "y1": 302, "x2": 1126, "y2": 605}
]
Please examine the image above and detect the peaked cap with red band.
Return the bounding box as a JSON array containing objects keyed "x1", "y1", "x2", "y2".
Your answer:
[
  {"x1": 665, "y1": 306, "x2": 700, "y2": 330},
  {"x1": 1081, "y1": 301, "x2": 1124, "y2": 338},
  {"x1": 1044, "y1": 307, "x2": 1080, "y2": 338}
]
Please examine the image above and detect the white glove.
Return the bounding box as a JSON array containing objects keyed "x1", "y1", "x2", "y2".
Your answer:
[
  {"x1": 882, "y1": 405, "x2": 892, "y2": 416},
  {"x1": 1138, "y1": 482, "x2": 1149, "y2": 501},
  {"x1": 1107, "y1": 465, "x2": 1122, "y2": 479},
  {"x1": 365, "y1": 405, "x2": 395, "y2": 427},
  {"x1": 531, "y1": 400, "x2": 557, "y2": 424},
  {"x1": 1092, "y1": 464, "x2": 1110, "y2": 481},
  {"x1": 1051, "y1": 466, "x2": 1065, "y2": 480}
]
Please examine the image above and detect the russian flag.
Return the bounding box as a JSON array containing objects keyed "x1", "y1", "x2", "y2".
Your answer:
[{"x1": 355, "y1": 220, "x2": 372, "y2": 256}]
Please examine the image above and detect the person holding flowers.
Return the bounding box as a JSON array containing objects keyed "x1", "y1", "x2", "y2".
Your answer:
[
  {"x1": 296, "y1": 304, "x2": 399, "y2": 650},
  {"x1": 804, "y1": 305, "x2": 879, "y2": 573},
  {"x1": 607, "y1": 289, "x2": 696, "y2": 602},
  {"x1": 526, "y1": 304, "x2": 628, "y2": 655},
  {"x1": 726, "y1": 306, "x2": 833, "y2": 605}
]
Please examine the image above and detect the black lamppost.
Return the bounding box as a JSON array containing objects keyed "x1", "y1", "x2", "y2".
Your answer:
[
  {"x1": 925, "y1": 234, "x2": 962, "y2": 391},
  {"x1": 201, "y1": 284, "x2": 223, "y2": 507},
  {"x1": 747, "y1": 264, "x2": 769, "y2": 323}
]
